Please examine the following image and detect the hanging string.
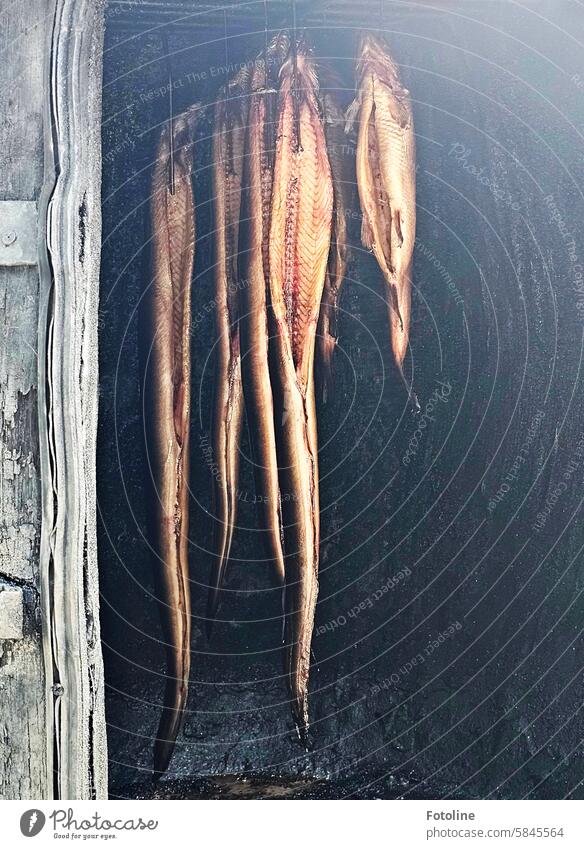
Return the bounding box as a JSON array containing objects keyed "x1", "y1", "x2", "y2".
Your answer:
[
  {"x1": 290, "y1": 0, "x2": 301, "y2": 151},
  {"x1": 223, "y1": 9, "x2": 229, "y2": 77},
  {"x1": 162, "y1": 28, "x2": 175, "y2": 194},
  {"x1": 264, "y1": 0, "x2": 269, "y2": 74}
]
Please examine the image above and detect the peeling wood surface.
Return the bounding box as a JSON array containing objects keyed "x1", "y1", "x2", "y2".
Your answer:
[
  {"x1": 1, "y1": 0, "x2": 108, "y2": 800},
  {"x1": 0, "y1": 268, "x2": 40, "y2": 584},
  {"x1": 0, "y1": 0, "x2": 48, "y2": 801}
]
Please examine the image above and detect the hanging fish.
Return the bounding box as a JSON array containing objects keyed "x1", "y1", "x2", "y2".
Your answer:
[
  {"x1": 239, "y1": 36, "x2": 289, "y2": 587},
  {"x1": 240, "y1": 34, "x2": 288, "y2": 583},
  {"x1": 269, "y1": 44, "x2": 333, "y2": 738},
  {"x1": 347, "y1": 34, "x2": 416, "y2": 379},
  {"x1": 316, "y1": 78, "x2": 351, "y2": 403},
  {"x1": 207, "y1": 69, "x2": 250, "y2": 632},
  {"x1": 145, "y1": 105, "x2": 199, "y2": 776}
]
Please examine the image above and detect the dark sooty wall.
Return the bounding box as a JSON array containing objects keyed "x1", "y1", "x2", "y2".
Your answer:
[{"x1": 98, "y1": 0, "x2": 584, "y2": 798}]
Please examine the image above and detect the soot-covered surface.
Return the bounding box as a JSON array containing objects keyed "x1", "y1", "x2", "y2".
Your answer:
[{"x1": 98, "y1": 0, "x2": 584, "y2": 799}]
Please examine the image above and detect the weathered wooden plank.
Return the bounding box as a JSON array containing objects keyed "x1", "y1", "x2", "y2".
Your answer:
[
  {"x1": 0, "y1": 0, "x2": 49, "y2": 801},
  {"x1": 0, "y1": 583, "x2": 25, "y2": 639},
  {"x1": 0, "y1": 203, "x2": 39, "y2": 267},
  {"x1": 0, "y1": 266, "x2": 40, "y2": 585},
  {"x1": 0, "y1": 7, "x2": 45, "y2": 201},
  {"x1": 1, "y1": 0, "x2": 108, "y2": 800},
  {"x1": 0, "y1": 638, "x2": 47, "y2": 799},
  {"x1": 37, "y1": 0, "x2": 108, "y2": 800}
]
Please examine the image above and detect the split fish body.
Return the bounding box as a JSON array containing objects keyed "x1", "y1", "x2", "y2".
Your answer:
[
  {"x1": 207, "y1": 70, "x2": 250, "y2": 630},
  {"x1": 147, "y1": 106, "x2": 199, "y2": 775},
  {"x1": 347, "y1": 34, "x2": 416, "y2": 374},
  {"x1": 317, "y1": 85, "x2": 351, "y2": 403},
  {"x1": 239, "y1": 38, "x2": 289, "y2": 587},
  {"x1": 269, "y1": 48, "x2": 333, "y2": 735}
]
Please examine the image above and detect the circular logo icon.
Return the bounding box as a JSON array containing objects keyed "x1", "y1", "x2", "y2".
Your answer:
[{"x1": 20, "y1": 810, "x2": 46, "y2": 837}]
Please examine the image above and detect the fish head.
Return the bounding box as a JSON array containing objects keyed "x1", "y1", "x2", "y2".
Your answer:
[
  {"x1": 357, "y1": 33, "x2": 410, "y2": 100},
  {"x1": 279, "y1": 46, "x2": 320, "y2": 104},
  {"x1": 173, "y1": 103, "x2": 202, "y2": 150},
  {"x1": 268, "y1": 30, "x2": 291, "y2": 68}
]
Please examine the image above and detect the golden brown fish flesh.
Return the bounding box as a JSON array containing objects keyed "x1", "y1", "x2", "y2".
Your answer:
[
  {"x1": 347, "y1": 34, "x2": 416, "y2": 376},
  {"x1": 239, "y1": 39, "x2": 289, "y2": 588},
  {"x1": 207, "y1": 71, "x2": 250, "y2": 631},
  {"x1": 317, "y1": 83, "x2": 351, "y2": 403},
  {"x1": 269, "y1": 46, "x2": 333, "y2": 736},
  {"x1": 146, "y1": 105, "x2": 199, "y2": 775}
]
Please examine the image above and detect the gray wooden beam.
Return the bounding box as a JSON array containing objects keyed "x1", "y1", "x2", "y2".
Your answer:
[{"x1": 0, "y1": 0, "x2": 49, "y2": 802}]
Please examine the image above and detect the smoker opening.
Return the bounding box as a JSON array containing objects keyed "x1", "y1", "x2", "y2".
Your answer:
[{"x1": 97, "y1": 0, "x2": 582, "y2": 801}]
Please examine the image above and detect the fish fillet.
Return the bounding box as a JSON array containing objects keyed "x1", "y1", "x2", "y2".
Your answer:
[
  {"x1": 239, "y1": 38, "x2": 289, "y2": 587},
  {"x1": 317, "y1": 82, "x2": 351, "y2": 403},
  {"x1": 269, "y1": 47, "x2": 333, "y2": 736},
  {"x1": 347, "y1": 34, "x2": 416, "y2": 375},
  {"x1": 146, "y1": 105, "x2": 199, "y2": 775},
  {"x1": 207, "y1": 70, "x2": 250, "y2": 631}
]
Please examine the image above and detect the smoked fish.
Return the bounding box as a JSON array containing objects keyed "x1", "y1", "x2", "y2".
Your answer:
[
  {"x1": 347, "y1": 34, "x2": 416, "y2": 376},
  {"x1": 207, "y1": 70, "x2": 250, "y2": 631},
  {"x1": 316, "y1": 82, "x2": 351, "y2": 403},
  {"x1": 269, "y1": 46, "x2": 333, "y2": 736},
  {"x1": 146, "y1": 105, "x2": 199, "y2": 775},
  {"x1": 239, "y1": 37, "x2": 289, "y2": 588}
]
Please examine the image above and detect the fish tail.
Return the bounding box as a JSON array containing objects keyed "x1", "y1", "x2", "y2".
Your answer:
[
  {"x1": 153, "y1": 633, "x2": 190, "y2": 776},
  {"x1": 206, "y1": 478, "x2": 237, "y2": 637},
  {"x1": 207, "y1": 375, "x2": 243, "y2": 636},
  {"x1": 316, "y1": 333, "x2": 337, "y2": 405}
]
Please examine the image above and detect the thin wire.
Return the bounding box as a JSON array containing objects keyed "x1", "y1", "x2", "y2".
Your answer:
[
  {"x1": 161, "y1": 28, "x2": 175, "y2": 194},
  {"x1": 291, "y1": 0, "x2": 297, "y2": 42},
  {"x1": 290, "y1": 0, "x2": 301, "y2": 151},
  {"x1": 263, "y1": 0, "x2": 269, "y2": 79},
  {"x1": 223, "y1": 9, "x2": 229, "y2": 74}
]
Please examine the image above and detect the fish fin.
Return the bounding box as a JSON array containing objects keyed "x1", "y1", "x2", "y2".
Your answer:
[
  {"x1": 206, "y1": 483, "x2": 236, "y2": 636},
  {"x1": 361, "y1": 213, "x2": 375, "y2": 251},
  {"x1": 207, "y1": 359, "x2": 243, "y2": 635},
  {"x1": 153, "y1": 676, "x2": 188, "y2": 776},
  {"x1": 206, "y1": 531, "x2": 232, "y2": 637},
  {"x1": 388, "y1": 94, "x2": 410, "y2": 129},
  {"x1": 345, "y1": 95, "x2": 361, "y2": 134}
]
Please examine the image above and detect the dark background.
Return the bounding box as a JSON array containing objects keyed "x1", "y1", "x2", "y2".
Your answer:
[{"x1": 98, "y1": 0, "x2": 584, "y2": 799}]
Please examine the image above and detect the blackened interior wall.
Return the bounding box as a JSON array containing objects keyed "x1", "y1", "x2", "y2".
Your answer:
[{"x1": 98, "y1": 0, "x2": 584, "y2": 798}]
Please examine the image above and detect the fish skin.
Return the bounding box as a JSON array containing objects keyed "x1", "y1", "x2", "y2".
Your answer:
[
  {"x1": 146, "y1": 106, "x2": 199, "y2": 776},
  {"x1": 269, "y1": 48, "x2": 333, "y2": 735},
  {"x1": 207, "y1": 71, "x2": 250, "y2": 632},
  {"x1": 347, "y1": 34, "x2": 416, "y2": 376},
  {"x1": 239, "y1": 40, "x2": 289, "y2": 588},
  {"x1": 316, "y1": 84, "x2": 351, "y2": 404}
]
